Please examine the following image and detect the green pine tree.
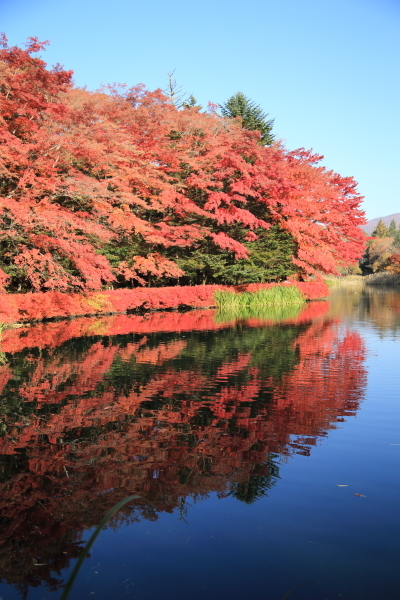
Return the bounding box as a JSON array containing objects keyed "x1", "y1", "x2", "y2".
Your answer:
[
  {"x1": 220, "y1": 92, "x2": 275, "y2": 145},
  {"x1": 395, "y1": 224, "x2": 400, "y2": 247},
  {"x1": 182, "y1": 94, "x2": 202, "y2": 110},
  {"x1": 371, "y1": 219, "x2": 389, "y2": 238},
  {"x1": 388, "y1": 219, "x2": 397, "y2": 238}
]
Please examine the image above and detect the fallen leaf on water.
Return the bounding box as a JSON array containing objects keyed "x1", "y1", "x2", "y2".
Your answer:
[
  {"x1": 354, "y1": 493, "x2": 366, "y2": 497},
  {"x1": 336, "y1": 484, "x2": 348, "y2": 487}
]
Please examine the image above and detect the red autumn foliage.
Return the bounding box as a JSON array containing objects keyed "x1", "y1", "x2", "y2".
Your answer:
[
  {"x1": 0, "y1": 281, "x2": 329, "y2": 323},
  {"x1": 386, "y1": 253, "x2": 400, "y2": 274},
  {"x1": 0, "y1": 35, "x2": 366, "y2": 293}
]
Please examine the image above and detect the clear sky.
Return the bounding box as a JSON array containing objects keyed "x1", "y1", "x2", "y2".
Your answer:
[{"x1": 1, "y1": 0, "x2": 399, "y2": 220}]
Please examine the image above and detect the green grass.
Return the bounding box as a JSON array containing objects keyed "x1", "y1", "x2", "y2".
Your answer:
[
  {"x1": 61, "y1": 496, "x2": 140, "y2": 600},
  {"x1": 214, "y1": 286, "x2": 305, "y2": 311}
]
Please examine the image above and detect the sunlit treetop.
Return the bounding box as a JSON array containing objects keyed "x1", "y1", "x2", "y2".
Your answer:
[{"x1": 220, "y1": 91, "x2": 275, "y2": 146}]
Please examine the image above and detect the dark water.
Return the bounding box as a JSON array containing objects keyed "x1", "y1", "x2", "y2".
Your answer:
[{"x1": 0, "y1": 286, "x2": 399, "y2": 600}]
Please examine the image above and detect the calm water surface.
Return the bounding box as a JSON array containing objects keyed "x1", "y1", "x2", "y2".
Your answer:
[{"x1": 0, "y1": 286, "x2": 399, "y2": 600}]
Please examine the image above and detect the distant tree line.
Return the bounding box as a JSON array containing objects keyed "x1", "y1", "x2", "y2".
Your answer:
[{"x1": 361, "y1": 219, "x2": 400, "y2": 274}]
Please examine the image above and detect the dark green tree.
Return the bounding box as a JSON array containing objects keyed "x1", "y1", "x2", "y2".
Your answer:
[
  {"x1": 172, "y1": 225, "x2": 296, "y2": 286},
  {"x1": 388, "y1": 219, "x2": 397, "y2": 238},
  {"x1": 220, "y1": 92, "x2": 275, "y2": 145},
  {"x1": 395, "y1": 224, "x2": 400, "y2": 247}
]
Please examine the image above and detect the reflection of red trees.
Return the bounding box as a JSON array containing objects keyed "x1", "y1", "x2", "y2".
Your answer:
[
  {"x1": 0, "y1": 364, "x2": 11, "y2": 395},
  {"x1": 1, "y1": 301, "x2": 330, "y2": 354},
  {"x1": 292, "y1": 300, "x2": 330, "y2": 323},
  {"x1": 17, "y1": 342, "x2": 119, "y2": 407},
  {"x1": 0, "y1": 306, "x2": 365, "y2": 591},
  {"x1": 134, "y1": 340, "x2": 187, "y2": 364},
  {"x1": 274, "y1": 323, "x2": 367, "y2": 455},
  {"x1": 0, "y1": 310, "x2": 218, "y2": 353}
]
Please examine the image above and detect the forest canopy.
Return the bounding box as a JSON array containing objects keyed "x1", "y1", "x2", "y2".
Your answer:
[{"x1": 0, "y1": 35, "x2": 366, "y2": 292}]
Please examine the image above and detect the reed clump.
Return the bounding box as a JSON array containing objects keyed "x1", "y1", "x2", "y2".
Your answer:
[
  {"x1": 214, "y1": 285, "x2": 305, "y2": 311},
  {"x1": 364, "y1": 272, "x2": 400, "y2": 286},
  {"x1": 323, "y1": 274, "x2": 364, "y2": 288}
]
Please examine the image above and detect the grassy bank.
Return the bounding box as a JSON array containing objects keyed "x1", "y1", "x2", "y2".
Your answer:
[
  {"x1": 324, "y1": 273, "x2": 400, "y2": 288},
  {"x1": 323, "y1": 274, "x2": 364, "y2": 288}
]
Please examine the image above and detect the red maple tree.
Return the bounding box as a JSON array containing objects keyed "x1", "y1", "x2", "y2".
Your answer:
[{"x1": 0, "y1": 35, "x2": 366, "y2": 292}]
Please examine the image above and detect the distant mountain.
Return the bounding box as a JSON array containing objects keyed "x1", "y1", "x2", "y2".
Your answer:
[{"x1": 363, "y1": 213, "x2": 400, "y2": 234}]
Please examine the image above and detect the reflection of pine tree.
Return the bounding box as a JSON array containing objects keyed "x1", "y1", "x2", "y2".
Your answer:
[{"x1": 229, "y1": 457, "x2": 280, "y2": 504}]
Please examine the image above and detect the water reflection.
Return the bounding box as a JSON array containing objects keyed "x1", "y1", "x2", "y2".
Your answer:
[
  {"x1": 329, "y1": 283, "x2": 400, "y2": 333},
  {"x1": 0, "y1": 301, "x2": 367, "y2": 594}
]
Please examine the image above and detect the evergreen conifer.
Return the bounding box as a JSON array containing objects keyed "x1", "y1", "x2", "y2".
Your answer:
[
  {"x1": 388, "y1": 219, "x2": 397, "y2": 238},
  {"x1": 220, "y1": 92, "x2": 275, "y2": 145},
  {"x1": 372, "y1": 219, "x2": 389, "y2": 238}
]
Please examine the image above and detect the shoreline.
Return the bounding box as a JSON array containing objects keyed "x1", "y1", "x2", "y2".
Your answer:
[{"x1": 0, "y1": 281, "x2": 329, "y2": 325}]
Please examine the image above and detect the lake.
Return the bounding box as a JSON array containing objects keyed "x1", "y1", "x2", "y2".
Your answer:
[{"x1": 0, "y1": 285, "x2": 399, "y2": 600}]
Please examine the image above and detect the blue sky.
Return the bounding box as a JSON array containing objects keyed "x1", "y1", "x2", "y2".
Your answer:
[{"x1": 1, "y1": 0, "x2": 399, "y2": 220}]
